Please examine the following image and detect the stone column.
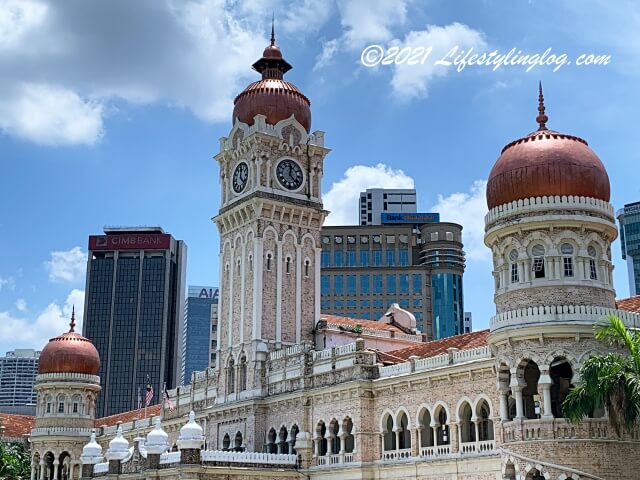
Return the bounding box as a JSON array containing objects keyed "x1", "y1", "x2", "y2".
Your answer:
[
  {"x1": 512, "y1": 386, "x2": 525, "y2": 420},
  {"x1": 524, "y1": 259, "x2": 531, "y2": 283},
  {"x1": 53, "y1": 460, "x2": 59, "y2": 480},
  {"x1": 292, "y1": 432, "x2": 313, "y2": 469},
  {"x1": 394, "y1": 429, "x2": 401, "y2": 451},
  {"x1": 39, "y1": 461, "x2": 45, "y2": 480},
  {"x1": 498, "y1": 388, "x2": 510, "y2": 421},
  {"x1": 314, "y1": 436, "x2": 321, "y2": 457},
  {"x1": 379, "y1": 433, "x2": 385, "y2": 457},
  {"x1": 539, "y1": 376, "x2": 553, "y2": 418},
  {"x1": 474, "y1": 420, "x2": 480, "y2": 443},
  {"x1": 30, "y1": 465, "x2": 35, "y2": 480}
]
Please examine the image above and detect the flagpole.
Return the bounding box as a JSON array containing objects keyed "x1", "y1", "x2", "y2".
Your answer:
[
  {"x1": 145, "y1": 374, "x2": 149, "y2": 423},
  {"x1": 162, "y1": 381, "x2": 167, "y2": 418}
]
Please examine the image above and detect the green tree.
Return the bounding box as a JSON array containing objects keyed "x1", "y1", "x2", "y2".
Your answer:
[
  {"x1": 563, "y1": 315, "x2": 640, "y2": 435},
  {"x1": 0, "y1": 441, "x2": 31, "y2": 480}
]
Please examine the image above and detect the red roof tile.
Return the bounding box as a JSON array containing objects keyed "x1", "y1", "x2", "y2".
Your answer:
[
  {"x1": 320, "y1": 314, "x2": 404, "y2": 333},
  {"x1": 383, "y1": 330, "x2": 490, "y2": 362},
  {"x1": 617, "y1": 295, "x2": 640, "y2": 313},
  {"x1": 0, "y1": 413, "x2": 35, "y2": 439},
  {"x1": 95, "y1": 404, "x2": 161, "y2": 428}
]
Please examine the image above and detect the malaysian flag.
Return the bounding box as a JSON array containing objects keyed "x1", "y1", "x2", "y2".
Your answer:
[
  {"x1": 164, "y1": 387, "x2": 175, "y2": 411},
  {"x1": 145, "y1": 383, "x2": 154, "y2": 407}
]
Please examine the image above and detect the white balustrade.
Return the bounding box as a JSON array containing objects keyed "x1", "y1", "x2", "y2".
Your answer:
[
  {"x1": 460, "y1": 442, "x2": 476, "y2": 454},
  {"x1": 343, "y1": 453, "x2": 354, "y2": 463},
  {"x1": 381, "y1": 448, "x2": 412, "y2": 461},
  {"x1": 335, "y1": 342, "x2": 357, "y2": 355},
  {"x1": 379, "y1": 362, "x2": 411, "y2": 378},
  {"x1": 201, "y1": 450, "x2": 297, "y2": 465},
  {"x1": 93, "y1": 463, "x2": 108, "y2": 474},
  {"x1": 478, "y1": 440, "x2": 495, "y2": 452},
  {"x1": 159, "y1": 451, "x2": 180, "y2": 464},
  {"x1": 452, "y1": 346, "x2": 491, "y2": 363},
  {"x1": 420, "y1": 446, "x2": 434, "y2": 457},
  {"x1": 414, "y1": 354, "x2": 448, "y2": 371},
  {"x1": 435, "y1": 445, "x2": 451, "y2": 456}
]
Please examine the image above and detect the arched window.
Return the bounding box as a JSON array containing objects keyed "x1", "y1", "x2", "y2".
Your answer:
[
  {"x1": 285, "y1": 256, "x2": 292, "y2": 274},
  {"x1": 561, "y1": 243, "x2": 574, "y2": 277},
  {"x1": 248, "y1": 254, "x2": 253, "y2": 271},
  {"x1": 531, "y1": 244, "x2": 546, "y2": 279},
  {"x1": 477, "y1": 401, "x2": 494, "y2": 441},
  {"x1": 304, "y1": 259, "x2": 310, "y2": 278},
  {"x1": 266, "y1": 253, "x2": 272, "y2": 271},
  {"x1": 238, "y1": 356, "x2": 247, "y2": 392},
  {"x1": 316, "y1": 421, "x2": 327, "y2": 456},
  {"x1": 222, "y1": 433, "x2": 231, "y2": 451},
  {"x1": 342, "y1": 417, "x2": 354, "y2": 453},
  {"x1": 436, "y1": 408, "x2": 449, "y2": 445},
  {"x1": 588, "y1": 246, "x2": 598, "y2": 280},
  {"x1": 266, "y1": 428, "x2": 277, "y2": 453},
  {"x1": 290, "y1": 424, "x2": 299, "y2": 454},
  {"x1": 509, "y1": 249, "x2": 519, "y2": 283},
  {"x1": 328, "y1": 419, "x2": 340, "y2": 454},
  {"x1": 227, "y1": 357, "x2": 235, "y2": 394},
  {"x1": 382, "y1": 414, "x2": 395, "y2": 451},
  {"x1": 522, "y1": 360, "x2": 541, "y2": 419},
  {"x1": 397, "y1": 412, "x2": 411, "y2": 450},
  {"x1": 549, "y1": 357, "x2": 573, "y2": 418},
  {"x1": 234, "y1": 432, "x2": 243, "y2": 451},
  {"x1": 459, "y1": 402, "x2": 475, "y2": 443},
  {"x1": 419, "y1": 408, "x2": 434, "y2": 448},
  {"x1": 237, "y1": 258, "x2": 241, "y2": 274},
  {"x1": 57, "y1": 394, "x2": 66, "y2": 414},
  {"x1": 279, "y1": 426, "x2": 289, "y2": 454}
]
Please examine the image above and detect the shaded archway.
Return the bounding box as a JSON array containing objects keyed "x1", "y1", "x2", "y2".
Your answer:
[
  {"x1": 342, "y1": 417, "x2": 354, "y2": 453},
  {"x1": 381, "y1": 413, "x2": 395, "y2": 451},
  {"x1": 328, "y1": 419, "x2": 340, "y2": 454},
  {"x1": 476, "y1": 399, "x2": 494, "y2": 441},
  {"x1": 279, "y1": 425, "x2": 289, "y2": 454},
  {"x1": 234, "y1": 431, "x2": 243, "y2": 451},
  {"x1": 58, "y1": 451, "x2": 71, "y2": 480},
  {"x1": 459, "y1": 402, "x2": 475, "y2": 443},
  {"x1": 222, "y1": 433, "x2": 231, "y2": 451},
  {"x1": 522, "y1": 360, "x2": 540, "y2": 419},
  {"x1": 43, "y1": 452, "x2": 54, "y2": 480},
  {"x1": 290, "y1": 424, "x2": 299, "y2": 454},
  {"x1": 397, "y1": 411, "x2": 411, "y2": 450},
  {"x1": 549, "y1": 357, "x2": 573, "y2": 418},
  {"x1": 316, "y1": 421, "x2": 328, "y2": 456},
  {"x1": 418, "y1": 408, "x2": 434, "y2": 448},
  {"x1": 266, "y1": 427, "x2": 277, "y2": 454},
  {"x1": 434, "y1": 406, "x2": 450, "y2": 445}
]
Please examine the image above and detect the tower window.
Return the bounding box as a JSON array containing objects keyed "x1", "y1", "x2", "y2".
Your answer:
[
  {"x1": 46, "y1": 403, "x2": 51, "y2": 413},
  {"x1": 248, "y1": 254, "x2": 253, "y2": 271},
  {"x1": 58, "y1": 402, "x2": 64, "y2": 413},
  {"x1": 531, "y1": 244, "x2": 546, "y2": 278},
  {"x1": 509, "y1": 250, "x2": 519, "y2": 283},
  {"x1": 73, "y1": 402, "x2": 78, "y2": 413},
  {"x1": 285, "y1": 257, "x2": 291, "y2": 274},
  {"x1": 588, "y1": 246, "x2": 598, "y2": 280},
  {"x1": 304, "y1": 259, "x2": 310, "y2": 277},
  {"x1": 561, "y1": 243, "x2": 574, "y2": 277},
  {"x1": 266, "y1": 253, "x2": 272, "y2": 271}
]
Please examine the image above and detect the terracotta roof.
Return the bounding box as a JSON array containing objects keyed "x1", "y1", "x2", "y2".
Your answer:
[
  {"x1": 0, "y1": 413, "x2": 35, "y2": 439},
  {"x1": 95, "y1": 404, "x2": 161, "y2": 428},
  {"x1": 383, "y1": 330, "x2": 490, "y2": 362},
  {"x1": 319, "y1": 314, "x2": 404, "y2": 333},
  {"x1": 617, "y1": 296, "x2": 640, "y2": 313}
]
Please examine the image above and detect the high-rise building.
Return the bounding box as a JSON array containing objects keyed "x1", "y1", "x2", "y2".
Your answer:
[
  {"x1": 182, "y1": 286, "x2": 219, "y2": 384},
  {"x1": 320, "y1": 219, "x2": 465, "y2": 339},
  {"x1": 463, "y1": 312, "x2": 473, "y2": 333},
  {"x1": 359, "y1": 188, "x2": 417, "y2": 225},
  {"x1": 618, "y1": 201, "x2": 640, "y2": 296},
  {"x1": 0, "y1": 349, "x2": 39, "y2": 415},
  {"x1": 83, "y1": 226, "x2": 187, "y2": 417}
]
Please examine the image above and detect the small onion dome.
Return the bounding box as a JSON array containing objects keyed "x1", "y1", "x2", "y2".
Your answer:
[
  {"x1": 232, "y1": 23, "x2": 311, "y2": 132},
  {"x1": 486, "y1": 83, "x2": 610, "y2": 210},
  {"x1": 38, "y1": 307, "x2": 100, "y2": 376},
  {"x1": 80, "y1": 430, "x2": 103, "y2": 464},
  {"x1": 107, "y1": 426, "x2": 130, "y2": 461},
  {"x1": 146, "y1": 417, "x2": 169, "y2": 455},
  {"x1": 178, "y1": 411, "x2": 203, "y2": 450}
]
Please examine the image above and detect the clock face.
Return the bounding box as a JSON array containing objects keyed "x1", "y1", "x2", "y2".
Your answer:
[
  {"x1": 276, "y1": 159, "x2": 304, "y2": 191},
  {"x1": 232, "y1": 162, "x2": 249, "y2": 193}
]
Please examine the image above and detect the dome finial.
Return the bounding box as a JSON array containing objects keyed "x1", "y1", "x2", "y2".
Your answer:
[
  {"x1": 270, "y1": 13, "x2": 275, "y2": 46},
  {"x1": 69, "y1": 305, "x2": 76, "y2": 333},
  {"x1": 536, "y1": 81, "x2": 548, "y2": 130}
]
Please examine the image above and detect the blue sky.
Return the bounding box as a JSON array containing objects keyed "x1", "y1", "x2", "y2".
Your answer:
[{"x1": 1, "y1": 0, "x2": 639, "y2": 354}]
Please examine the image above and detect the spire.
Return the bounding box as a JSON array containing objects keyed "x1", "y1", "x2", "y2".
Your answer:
[
  {"x1": 270, "y1": 13, "x2": 275, "y2": 46},
  {"x1": 536, "y1": 81, "x2": 548, "y2": 130},
  {"x1": 69, "y1": 305, "x2": 76, "y2": 333}
]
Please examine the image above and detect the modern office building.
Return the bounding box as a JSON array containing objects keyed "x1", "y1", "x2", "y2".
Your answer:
[
  {"x1": 181, "y1": 285, "x2": 219, "y2": 384},
  {"x1": 320, "y1": 218, "x2": 464, "y2": 339},
  {"x1": 83, "y1": 226, "x2": 187, "y2": 417},
  {"x1": 464, "y1": 312, "x2": 473, "y2": 333},
  {"x1": 359, "y1": 188, "x2": 417, "y2": 225},
  {"x1": 618, "y1": 201, "x2": 640, "y2": 296},
  {"x1": 0, "y1": 349, "x2": 39, "y2": 415},
  {"x1": 209, "y1": 300, "x2": 219, "y2": 368}
]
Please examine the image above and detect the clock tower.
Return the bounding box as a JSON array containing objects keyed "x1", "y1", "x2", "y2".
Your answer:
[{"x1": 213, "y1": 28, "x2": 329, "y2": 402}]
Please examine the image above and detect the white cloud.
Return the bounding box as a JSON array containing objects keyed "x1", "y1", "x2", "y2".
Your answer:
[
  {"x1": 431, "y1": 180, "x2": 489, "y2": 261},
  {"x1": 0, "y1": 275, "x2": 15, "y2": 291},
  {"x1": 0, "y1": 0, "x2": 287, "y2": 146},
  {"x1": 44, "y1": 246, "x2": 87, "y2": 283},
  {"x1": 0, "y1": 83, "x2": 104, "y2": 146},
  {"x1": 323, "y1": 163, "x2": 415, "y2": 225},
  {"x1": 15, "y1": 298, "x2": 27, "y2": 312},
  {"x1": 0, "y1": 289, "x2": 84, "y2": 352},
  {"x1": 390, "y1": 22, "x2": 487, "y2": 100},
  {"x1": 337, "y1": 0, "x2": 409, "y2": 49},
  {"x1": 281, "y1": 0, "x2": 334, "y2": 35},
  {"x1": 314, "y1": 39, "x2": 340, "y2": 71}
]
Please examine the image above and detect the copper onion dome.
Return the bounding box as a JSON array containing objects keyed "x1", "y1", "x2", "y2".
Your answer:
[
  {"x1": 486, "y1": 83, "x2": 610, "y2": 209},
  {"x1": 38, "y1": 307, "x2": 101, "y2": 376},
  {"x1": 232, "y1": 21, "x2": 311, "y2": 132}
]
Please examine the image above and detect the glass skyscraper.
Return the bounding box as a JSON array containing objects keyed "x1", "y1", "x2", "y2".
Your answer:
[
  {"x1": 83, "y1": 227, "x2": 187, "y2": 417},
  {"x1": 0, "y1": 349, "x2": 39, "y2": 415},
  {"x1": 181, "y1": 286, "x2": 218, "y2": 384},
  {"x1": 618, "y1": 202, "x2": 640, "y2": 296}
]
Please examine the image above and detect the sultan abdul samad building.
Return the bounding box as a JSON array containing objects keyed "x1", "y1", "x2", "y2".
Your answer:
[{"x1": 21, "y1": 31, "x2": 640, "y2": 480}]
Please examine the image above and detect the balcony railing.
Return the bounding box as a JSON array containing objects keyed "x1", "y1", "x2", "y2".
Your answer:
[
  {"x1": 502, "y1": 418, "x2": 627, "y2": 443},
  {"x1": 381, "y1": 448, "x2": 412, "y2": 461},
  {"x1": 460, "y1": 440, "x2": 495, "y2": 454},
  {"x1": 315, "y1": 452, "x2": 356, "y2": 466}
]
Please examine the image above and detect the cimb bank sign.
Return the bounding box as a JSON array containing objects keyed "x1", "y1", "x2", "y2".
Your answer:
[{"x1": 188, "y1": 286, "x2": 219, "y2": 301}]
